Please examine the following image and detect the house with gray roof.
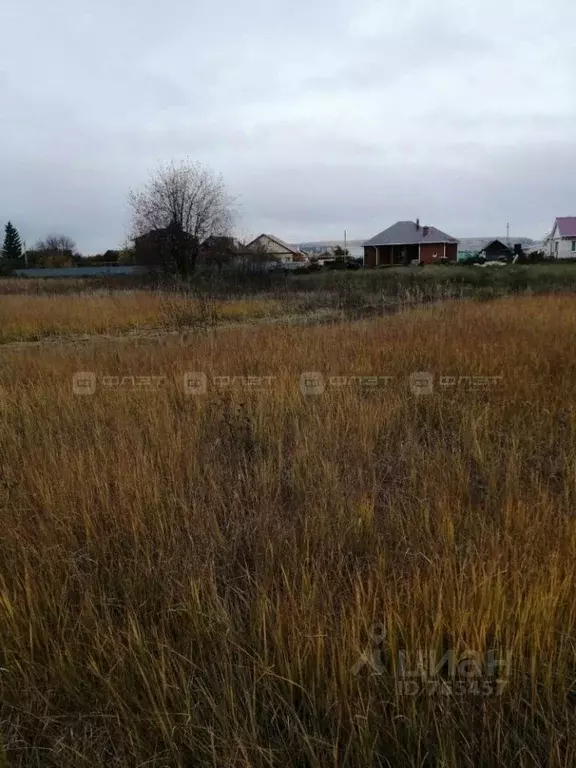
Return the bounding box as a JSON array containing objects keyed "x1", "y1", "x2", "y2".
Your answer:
[
  {"x1": 363, "y1": 220, "x2": 458, "y2": 267},
  {"x1": 545, "y1": 217, "x2": 576, "y2": 259}
]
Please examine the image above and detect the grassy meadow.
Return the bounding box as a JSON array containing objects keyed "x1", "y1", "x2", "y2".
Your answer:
[
  {"x1": 0, "y1": 292, "x2": 288, "y2": 343},
  {"x1": 0, "y1": 287, "x2": 575, "y2": 766},
  {"x1": 5, "y1": 262, "x2": 576, "y2": 343}
]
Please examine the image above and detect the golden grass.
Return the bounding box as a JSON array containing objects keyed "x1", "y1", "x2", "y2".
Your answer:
[
  {"x1": 0, "y1": 292, "x2": 285, "y2": 342},
  {"x1": 0, "y1": 294, "x2": 575, "y2": 766}
]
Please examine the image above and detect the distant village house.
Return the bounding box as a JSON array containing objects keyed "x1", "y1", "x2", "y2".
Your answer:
[
  {"x1": 133, "y1": 224, "x2": 197, "y2": 270},
  {"x1": 244, "y1": 234, "x2": 307, "y2": 263},
  {"x1": 363, "y1": 220, "x2": 458, "y2": 267},
  {"x1": 478, "y1": 240, "x2": 514, "y2": 261},
  {"x1": 546, "y1": 217, "x2": 576, "y2": 259}
]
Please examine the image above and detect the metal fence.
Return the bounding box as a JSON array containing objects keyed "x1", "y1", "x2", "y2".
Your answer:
[{"x1": 12, "y1": 266, "x2": 148, "y2": 278}]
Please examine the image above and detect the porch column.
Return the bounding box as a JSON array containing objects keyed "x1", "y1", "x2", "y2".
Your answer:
[
  {"x1": 418, "y1": 244, "x2": 421, "y2": 264},
  {"x1": 443, "y1": 243, "x2": 446, "y2": 260}
]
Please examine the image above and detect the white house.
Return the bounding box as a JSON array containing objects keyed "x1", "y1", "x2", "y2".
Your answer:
[
  {"x1": 545, "y1": 217, "x2": 576, "y2": 259},
  {"x1": 245, "y1": 234, "x2": 306, "y2": 263}
]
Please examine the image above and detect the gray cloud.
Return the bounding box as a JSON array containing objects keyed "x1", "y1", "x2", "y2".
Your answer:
[
  {"x1": 1, "y1": 0, "x2": 575, "y2": 251},
  {"x1": 232, "y1": 141, "x2": 576, "y2": 242}
]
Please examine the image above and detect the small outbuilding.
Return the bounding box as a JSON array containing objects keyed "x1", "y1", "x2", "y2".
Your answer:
[{"x1": 478, "y1": 240, "x2": 513, "y2": 261}]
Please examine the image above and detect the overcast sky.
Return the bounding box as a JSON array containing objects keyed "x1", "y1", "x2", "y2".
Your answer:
[{"x1": 2, "y1": 0, "x2": 575, "y2": 253}]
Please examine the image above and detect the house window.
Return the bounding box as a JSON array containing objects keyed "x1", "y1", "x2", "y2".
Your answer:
[{"x1": 572, "y1": 241, "x2": 576, "y2": 252}]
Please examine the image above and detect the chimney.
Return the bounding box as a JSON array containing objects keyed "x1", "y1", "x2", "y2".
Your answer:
[{"x1": 416, "y1": 219, "x2": 420, "y2": 229}]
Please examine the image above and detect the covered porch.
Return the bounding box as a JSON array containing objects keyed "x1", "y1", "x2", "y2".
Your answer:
[{"x1": 375, "y1": 243, "x2": 419, "y2": 266}]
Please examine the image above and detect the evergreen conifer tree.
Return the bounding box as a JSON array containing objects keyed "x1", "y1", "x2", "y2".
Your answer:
[{"x1": 3, "y1": 222, "x2": 22, "y2": 259}]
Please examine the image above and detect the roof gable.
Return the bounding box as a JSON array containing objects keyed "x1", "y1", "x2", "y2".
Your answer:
[
  {"x1": 364, "y1": 221, "x2": 458, "y2": 246},
  {"x1": 480, "y1": 239, "x2": 512, "y2": 253},
  {"x1": 555, "y1": 217, "x2": 576, "y2": 238},
  {"x1": 246, "y1": 234, "x2": 301, "y2": 255}
]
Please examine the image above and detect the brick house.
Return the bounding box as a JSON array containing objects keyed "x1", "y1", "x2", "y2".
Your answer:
[{"x1": 363, "y1": 220, "x2": 458, "y2": 267}]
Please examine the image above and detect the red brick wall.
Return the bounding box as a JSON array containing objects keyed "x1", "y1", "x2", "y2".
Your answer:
[
  {"x1": 446, "y1": 243, "x2": 458, "y2": 262},
  {"x1": 366, "y1": 242, "x2": 458, "y2": 267},
  {"x1": 419, "y1": 244, "x2": 441, "y2": 265},
  {"x1": 419, "y1": 243, "x2": 458, "y2": 265}
]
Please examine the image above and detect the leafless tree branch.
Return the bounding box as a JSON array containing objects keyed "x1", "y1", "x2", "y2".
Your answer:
[
  {"x1": 35, "y1": 234, "x2": 76, "y2": 253},
  {"x1": 129, "y1": 159, "x2": 235, "y2": 277}
]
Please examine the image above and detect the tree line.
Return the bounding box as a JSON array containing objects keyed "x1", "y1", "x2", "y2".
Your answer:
[
  {"x1": 1, "y1": 223, "x2": 82, "y2": 269},
  {"x1": 2, "y1": 157, "x2": 327, "y2": 278}
]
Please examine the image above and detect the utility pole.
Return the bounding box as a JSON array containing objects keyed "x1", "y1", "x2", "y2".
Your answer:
[
  {"x1": 506, "y1": 222, "x2": 510, "y2": 247},
  {"x1": 344, "y1": 229, "x2": 347, "y2": 254}
]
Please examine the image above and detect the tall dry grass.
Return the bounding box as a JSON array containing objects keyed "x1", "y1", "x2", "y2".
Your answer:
[
  {"x1": 0, "y1": 293, "x2": 285, "y2": 342},
  {"x1": 0, "y1": 294, "x2": 575, "y2": 766}
]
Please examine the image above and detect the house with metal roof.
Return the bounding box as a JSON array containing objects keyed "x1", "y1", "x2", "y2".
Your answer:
[
  {"x1": 363, "y1": 220, "x2": 458, "y2": 267},
  {"x1": 245, "y1": 234, "x2": 307, "y2": 263},
  {"x1": 545, "y1": 217, "x2": 576, "y2": 259}
]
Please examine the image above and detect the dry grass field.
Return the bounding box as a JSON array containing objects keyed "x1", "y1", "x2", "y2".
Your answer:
[
  {"x1": 0, "y1": 292, "x2": 287, "y2": 343},
  {"x1": 0, "y1": 291, "x2": 575, "y2": 766}
]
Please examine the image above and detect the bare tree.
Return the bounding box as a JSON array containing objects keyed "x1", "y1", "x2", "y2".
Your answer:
[
  {"x1": 36, "y1": 234, "x2": 76, "y2": 253},
  {"x1": 129, "y1": 159, "x2": 235, "y2": 278}
]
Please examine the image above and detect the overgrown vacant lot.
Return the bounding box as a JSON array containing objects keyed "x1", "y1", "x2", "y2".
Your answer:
[
  {"x1": 0, "y1": 292, "x2": 287, "y2": 343},
  {"x1": 0, "y1": 294, "x2": 575, "y2": 766},
  {"x1": 6, "y1": 262, "x2": 576, "y2": 344}
]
